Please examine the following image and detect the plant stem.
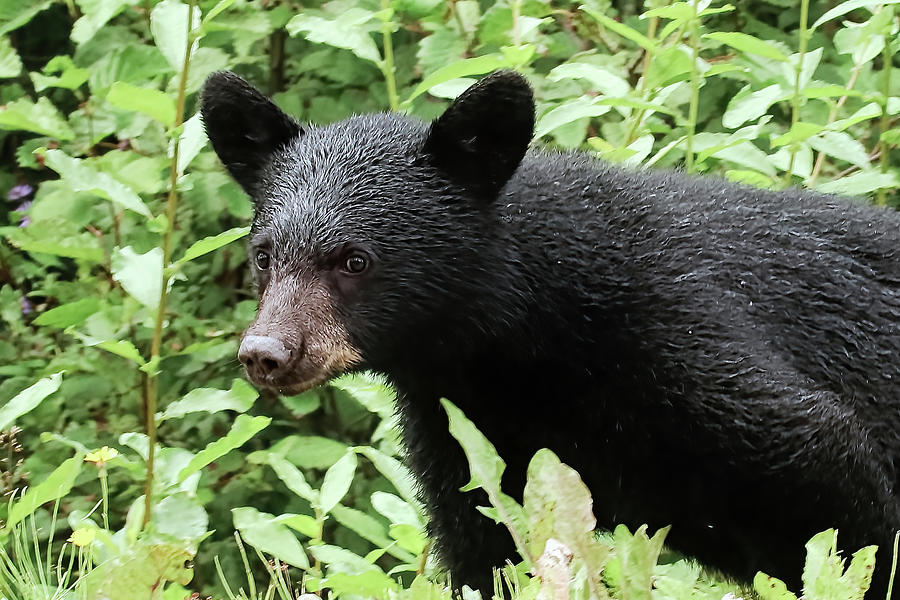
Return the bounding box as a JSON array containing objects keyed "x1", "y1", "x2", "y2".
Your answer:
[
  {"x1": 785, "y1": 0, "x2": 810, "y2": 186},
  {"x1": 380, "y1": 0, "x2": 399, "y2": 112},
  {"x1": 808, "y1": 62, "x2": 862, "y2": 185},
  {"x1": 877, "y1": 12, "x2": 894, "y2": 206},
  {"x1": 511, "y1": 0, "x2": 521, "y2": 46},
  {"x1": 624, "y1": 15, "x2": 658, "y2": 145},
  {"x1": 684, "y1": 0, "x2": 702, "y2": 173},
  {"x1": 142, "y1": 0, "x2": 197, "y2": 528}
]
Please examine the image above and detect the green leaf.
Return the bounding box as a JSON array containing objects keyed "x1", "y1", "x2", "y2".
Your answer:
[
  {"x1": 371, "y1": 491, "x2": 422, "y2": 527},
  {"x1": 2, "y1": 229, "x2": 104, "y2": 261},
  {"x1": 723, "y1": 84, "x2": 786, "y2": 129},
  {"x1": 286, "y1": 8, "x2": 381, "y2": 65},
  {"x1": 880, "y1": 128, "x2": 900, "y2": 146},
  {"x1": 107, "y1": 82, "x2": 176, "y2": 127},
  {"x1": 547, "y1": 63, "x2": 630, "y2": 98},
  {"x1": 754, "y1": 572, "x2": 798, "y2": 600},
  {"x1": 70, "y1": 0, "x2": 132, "y2": 44},
  {"x1": 157, "y1": 379, "x2": 258, "y2": 422},
  {"x1": 0, "y1": 0, "x2": 53, "y2": 36},
  {"x1": 152, "y1": 493, "x2": 208, "y2": 541},
  {"x1": 0, "y1": 371, "x2": 62, "y2": 431},
  {"x1": 175, "y1": 226, "x2": 250, "y2": 265},
  {"x1": 0, "y1": 97, "x2": 73, "y2": 139},
  {"x1": 581, "y1": 7, "x2": 656, "y2": 51},
  {"x1": 816, "y1": 170, "x2": 899, "y2": 196},
  {"x1": 176, "y1": 112, "x2": 206, "y2": 175},
  {"x1": 318, "y1": 451, "x2": 358, "y2": 513},
  {"x1": 0, "y1": 35, "x2": 21, "y2": 77},
  {"x1": 3, "y1": 454, "x2": 83, "y2": 536},
  {"x1": 830, "y1": 102, "x2": 882, "y2": 132},
  {"x1": 535, "y1": 96, "x2": 610, "y2": 139},
  {"x1": 95, "y1": 339, "x2": 146, "y2": 365},
  {"x1": 151, "y1": 0, "x2": 201, "y2": 72},
  {"x1": 808, "y1": 132, "x2": 870, "y2": 169},
  {"x1": 31, "y1": 56, "x2": 89, "y2": 92},
  {"x1": 771, "y1": 122, "x2": 824, "y2": 147},
  {"x1": 42, "y1": 149, "x2": 152, "y2": 218},
  {"x1": 644, "y1": 46, "x2": 694, "y2": 90},
  {"x1": 232, "y1": 507, "x2": 310, "y2": 569},
  {"x1": 704, "y1": 32, "x2": 788, "y2": 61},
  {"x1": 112, "y1": 246, "x2": 164, "y2": 309},
  {"x1": 263, "y1": 453, "x2": 318, "y2": 504},
  {"x1": 403, "y1": 54, "x2": 510, "y2": 105},
  {"x1": 178, "y1": 414, "x2": 270, "y2": 482},
  {"x1": 33, "y1": 298, "x2": 100, "y2": 328},
  {"x1": 811, "y1": 0, "x2": 900, "y2": 31},
  {"x1": 331, "y1": 504, "x2": 415, "y2": 562},
  {"x1": 354, "y1": 446, "x2": 420, "y2": 509}
]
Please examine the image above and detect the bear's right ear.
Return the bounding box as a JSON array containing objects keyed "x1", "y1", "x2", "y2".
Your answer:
[
  {"x1": 424, "y1": 70, "x2": 534, "y2": 198},
  {"x1": 201, "y1": 71, "x2": 302, "y2": 195}
]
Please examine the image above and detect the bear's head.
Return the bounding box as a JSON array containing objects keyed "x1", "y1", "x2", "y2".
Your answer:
[{"x1": 201, "y1": 71, "x2": 535, "y2": 393}]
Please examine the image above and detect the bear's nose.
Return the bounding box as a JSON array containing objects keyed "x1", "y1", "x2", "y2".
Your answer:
[{"x1": 239, "y1": 335, "x2": 292, "y2": 382}]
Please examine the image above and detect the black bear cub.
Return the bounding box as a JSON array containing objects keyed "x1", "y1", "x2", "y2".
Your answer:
[{"x1": 202, "y1": 70, "x2": 900, "y2": 595}]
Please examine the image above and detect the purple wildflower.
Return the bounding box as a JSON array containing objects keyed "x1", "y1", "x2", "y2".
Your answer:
[
  {"x1": 20, "y1": 297, "x2": 33, "y2": 316},
  {"x1": 14, "y1": 199, "x2": 31, "y2": 228},
  {"x1": 7, "y1": 184, "x2": 33, "y2": 202}
]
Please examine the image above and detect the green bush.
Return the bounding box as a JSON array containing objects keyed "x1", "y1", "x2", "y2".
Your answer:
[{"x1": 0, "y1": 0, "x2": 897, "y2": 597}]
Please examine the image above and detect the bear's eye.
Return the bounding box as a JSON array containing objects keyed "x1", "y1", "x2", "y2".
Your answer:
[
  {"x1": 255, "y1": 250, "x2": 270, "y2": 271},
  {"x1": 343, "y1": 252, "x2": 368, "y2": 274}
]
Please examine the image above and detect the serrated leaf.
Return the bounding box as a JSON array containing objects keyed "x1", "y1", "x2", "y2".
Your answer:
[
  {"x1": 175, "y1": 226, "x2": 249, "y2": 265},
  {"x1": 178, "y1": 415, "x2": 270, "y2": 482},
  {"x1": 232, "y1": 507, "x2": 309, "y2": 569},
  {"x1": 33, "y1": 298, "x2": 100, "y2": 328},
  {"x1": 331, "y1": 504, "x2": 416, "y2": 561},
  {"x1": 704, "y1": 32, "x2": 788, "y2": 61},
  {"x1": 175, "y1": 112, "x2": 206, "y2": 174},
  {"x1": 112, "y1": 246, "x2": 163, "y2": 309},
  {"x1": 42, "y1": 149, "x2": 152, "y2": 218},
  {"x1": 0, "y1": 35, "x2": 21, "y2": 77},
  {"x1": 535, "y1": 96, "x2": 610, "y2": 139},
  {"x1": 816, "y1": 170, "x2": 899, "y2": 196},
  {"x1": 581, "y1": 7, "x2": 656, "y2": 51},
  {"x1": 158, "y1": 379, "x2": 258, "y2": 421},
  {"x1": 645, "y1": 46, "x2": 694, "y2": 90},
  {"x1": 548, "y1": 63, "x2": 630, "y2": 98},
  {"x1": 96, "y1": 339, "x2": 146, "y2": 365},
  {"x1": 152, "y1": 493, "x2": 208, "y2": 540},
  {"x1": 354, "y1": 446, "x2": 419, "y2": 509},
  {"x1": 107, "y1": 82, "x2": 176, "y2": 127},
  {"x1": 404, "y1": 54, "x2": 510, "y2": 105},
  {"x1": 771, "y1": 122, "x2": 824, "y2": 147},
  {"x1": 811, "y1": 0, "x2": 900, "y2": 31},
  {"x1": 319, "y1": 451, "x2": 357, "y2": 513},
  {"x1": 754, "y1": 572, "x2": 798, "y2": 600},
  {"x1": 286, "y1": 8, "x2": 380, "y2": 64},
  {"x1": 3, "y1": 454, "x2": 83, "y2": 536},
  {"x1": 260, "y1": 453, "x2": 318, "y2": 504},
  {"x1": 723, "y1": 84, "x2": 786, "y2": 129},
  {"x1": 0, "y1": 97, "x2": 73, "y2": 139},
  {"x1": 151, "y1": 0, "x2": 201, "y2": 72},
  {"x1": 808, "y1": 131, "x2": 870, "y2": 169},
  {"x1": 0, "y1": 371, "x2": 62, "y2": 431},
  {"x1": 830, "y1": 102, "x2": 882, "y2": 132}
]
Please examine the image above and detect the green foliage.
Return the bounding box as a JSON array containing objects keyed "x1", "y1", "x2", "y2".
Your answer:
[{"x1": 0, "y1": 0, "x2": 898, "y2": 597}]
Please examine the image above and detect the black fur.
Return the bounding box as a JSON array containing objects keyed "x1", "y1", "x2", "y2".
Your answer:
[{"x1": 202, "y1": 70, "x2": 900, "y2": 596}]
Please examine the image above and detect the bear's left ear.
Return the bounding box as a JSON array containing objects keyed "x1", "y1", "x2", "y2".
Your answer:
[
  {"x1": 201, "y1": 71, "x2": 302, "y2": 196},
  {"x1": 424, "y1": 70, "x2": 534, "y2": 198}
]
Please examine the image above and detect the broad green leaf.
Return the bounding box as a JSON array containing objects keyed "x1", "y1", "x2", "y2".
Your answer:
[
  {"x1": 643, "y1": 2, "x2": 695, "y2": 21},
  {"x1": 880, "y1": 128, "x2": 900, "y2": 146},
  {"x1": 71, "y1": 0, "x2": 132, "y2": 44},
  {"x1": 175, "y1": 226, "x2": 250, "y2": 265},
  {"x1": 816, "y1": 170, "x2": 899, "y2": 196},
  {"x1": 354, "y1": 446, "x2": 419, "y2": 509},
  {"x1": 33, "y1": 298, "x2": 100, "y2": 327},
  {"x1": 232, "y1": 507, "x2": 310, "y2": 569},
  {"x1": 808, "y1": 132, "x2": 870, "y2": 169},
  {"x1": 404, "y1": 54, "x2": 509, "y2": 104},
  {"x1": 830, "y1": 102, "x2": 882, "y2": 132},
  {"x1": 331, "y1": 504, "x2": 415, "y2": 562},
  {"x1": 597, "y1": 97, "x2": 677, "y2": 117},
  {"x1": 264, "y1": 434, "x2": 349, "y2": 470},
  {"x1": 308, "y1": 544, "x2": 374, "y2": 572},
  {"x1": 0, "y1": 371, "x2": 62, "y2": 431},
  {"x1": 319, "y1": 450, "x2": 358, "y2": 513},
  {"x1": 286, "y1": 8, "x2": 381, "y2": 65},
  {"x1": 42, "y1": 149, "x2": 152, "y2": 218},
  {"x1": 178, "y1": 414, "x2": 270, "y2": 481},
  {"x1": 547, "y1": 62, "x2": 630, "y2": 98},
  {"x1": 30, "y1": 56, "x2": 89, "y2": 91},
  {"x1": 3, "y1": 454, "x2": 83, "y2": 535},
  {"x1": 0, "y1": 97, "x2": 73, "y2": 139},
  {"x1": 201, "y1": 0, "x2": 236, "y2": 25},
  {"x1": 753, "y1": 572, "x2": 798, "y2": 600},
  {"x1": 581, "y1": 7, "x2": 656, "y2": 51},
  {"x1": 811, "y1": 0, "x2": 900, "y2": 31},
  {"x1": 96, "y1": 339, "x2": 146, "y2": 365},
  {"x1": 0, "y1": 0, "x2": 53, "y2": 36},
  {"x1": 263, "y1": 453, "x2": 318, "y2": 504},
  {"x1": 0, "y1": 35, "x2": 21, "y2": 77},
  {"x1": 723, "y1": 84, "x2": 786, "y2": 129},
  {"x1": 152, "y1": 493, "x2": 209, "y2": 541},
  {"x1": 535, "y1": 96, "x2": 610, "y2": 139},
  {"x1": 371, "y1": 491, "x2": 422, "y2": 527},
  {"x1": 281, "y1": 513, "x2": 320, "y2": 538},
  {"x1": 175, "y1": 112, "x2": 207, "y2": 174},
  {"x1": 112, "y1": 246, "x2": 164, "y2": 309},
  {"x1": 771, "y1": 122, "x2": 824, "y2": 147},
  {"x1": 321, "y1": 568, "x2": 400, "y2": 597},
  {"x1": 107, "y1": 82, "x2": 176, "y2": 127},
  {"x1": 151, "y1": 0, "x2": 201, "y2": 72},
  {"x1": 704, "y1": 32, "x2": 788, "y2": 61},
  {"x1": 644, "y1": 46, "x2": 693, "y2": 90},
  {"x1": 158, "y1": 379, "x2": 258, "y2": 421}
]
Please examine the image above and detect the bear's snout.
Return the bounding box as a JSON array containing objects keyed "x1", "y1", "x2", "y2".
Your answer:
[{"x1": 238, "y1": 334, "x2": 298, "y2": 385}]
